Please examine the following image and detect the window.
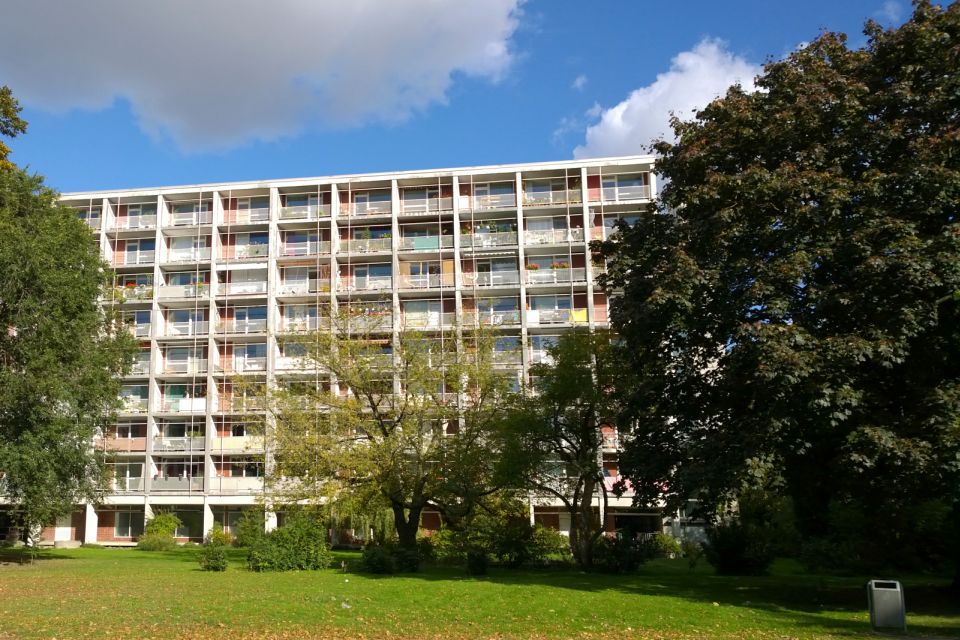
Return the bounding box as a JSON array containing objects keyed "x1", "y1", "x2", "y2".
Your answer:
[
  {"x1": 115, "y1": 510, "x2": 144, "y2": 538},
  {"x1": 231, "y1": 423, "x2": 248, "y2": 437}
]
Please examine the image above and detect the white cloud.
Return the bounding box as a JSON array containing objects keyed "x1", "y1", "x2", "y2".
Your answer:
[
  {"x1": 572, "y1": 74, "x2": 588, "y2": 91},
  {"x1": 573, "y1": 38, "x2": 760, "y2": 158},
  {"x1": 0, "y1": 0, "x2": 522, "y2": 151},
  {"x1": 876, "y1": 1, "x2": 903, "y2": 24}
]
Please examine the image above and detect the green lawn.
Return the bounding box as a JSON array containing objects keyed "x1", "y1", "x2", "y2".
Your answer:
[{"x1": 0, "y1": 547, "x2": 957, "y2": 639}]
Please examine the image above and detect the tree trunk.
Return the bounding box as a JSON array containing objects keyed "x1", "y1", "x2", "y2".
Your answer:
[{"x1": 392, "y1": 503, "x2": 422, "y2": 551}]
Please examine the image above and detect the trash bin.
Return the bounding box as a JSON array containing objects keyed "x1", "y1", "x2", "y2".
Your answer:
[{"x1": 866, "y1": 579, "x2": 906, "y2": 631}]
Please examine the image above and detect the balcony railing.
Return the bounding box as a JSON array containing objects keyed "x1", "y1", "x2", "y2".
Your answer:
[
  {"x1": 525, "y1": 267, "x2": 587, "y2": 285},
  {"x1": 122, "y1": 251, "x2": 155, "y2": 265},
  {"x1": 222, "y1": 357, "x2": 267, "y2": 373},
  {"x1": 159, "y1": 398, "x2": 207, "y2": 413},
  {"x1": 113, "y1": 477, "x2": 144, "y2": 492},
  {"x1": 129, "y1": 360, "x2": 151, "y2": 376},
  {"x1": 492, "y1": 350, "x2": 523, "y2": 365},
  {"x1": 157, "y1": 284, "x2": 210, "y2": 299},
  {"x1": 84, "y1": 217, "x2": 102, "y2": 230},
  {"x1": 210, "y1": 476, "x2": 263, "y2": 494},
  {"x1": 210, "y1": 436, "x2": 262, "y2": 452},
  {"x1": 340, "y1": 237, "x2": 392, "y2": 253},
  {"x1": 169, "y1": 211, "x2": 212, "y2": 226},
  {"x1": 167, "y1": 248, "x2": 211, "y2": 263},
  {"x1": 344, "y1": 313, "x2": 393, "y2": 331},
  {"x1": 114, "y1": 285, "x2": 153, "y2": 302},
  {"x1": 460, "y1": 232, "x2": 517, "y2": 248},
  {"x1": 281, "y1": 316, "x2": 321, "y2": 332},
  {"x1": 471, "y1": 193, "x2": 516, "y2": 210},
  {"x1": 162, "y1": 359, "x2": 208, "y2": 375},
  {"x1": 227, "y1": 244, "x2": 269, "y2": 260},
  {"x1": 398, "y1": 273, "x2": 454, "y2": 290},
  {"x1": 527, "y1": 308, "x2": 588, "y2": 325},
  {"x1": 218, "y1": 397, "x2": 265, "y2": 413},
  {"x1": 400, "y1": 196, "x2": 453, "y2": 215},
  {"x1": 114, "y1": 215, "x2": 157, "y2": 230},
  {"x1": 341, "y1": 201, "x2": 392, "y2": 217},
  {"x1": 282, "y1": 240, "x2": 330, "y2": 257},
  {"x1": 119, "y1": 397, "x2": 149, "y2": 413},
  {"x1": 127, "y1": 324, "x2": 151, "y2": 338},
  {"x1": 463, "y1": 310, "x2": 521, "y2": 326},
  {"x1": 152, "y1": 436, "x2": 205, "y2": 452},
  {"x1": 402, "y1": 312, "x2": 457, "y2": 329},
  {"x1": 529, "y1": 349, "x2": 553, "y2": 364},
  {"x1": 220, "y1": 281, "x2": 268, "y2": 296},
  {"x1": 522, "y1": 189, "x2": 582, "y2": 207},
  {"x1": 277, "y1": 279, "x2": 330, "y2": 295},
  {"x1": 102, "y1": 437, "x2": 147, "y2": 452},
  {"x1": 232, "y1": 207, "x2": 270, "y2": 224},
  {"x1": 279, "y1": 203, "x2": 330, "y2": 220},
  {"x1": 164, "y1": 320, "x2": 209, "y2": 337},
  {"x1": 338, "y1": 275, "x2": 393, "y2": 292},
  {"x1": 462, "y1": 271, "x2": 521, "y2": 287},
  {"x1": 151, "y1": 476, "x2": 205, "y2": 492},
  {"x1": 524, "y1": 228, "x2": 585, "y2": 245},
  {"x1": 599, "y1": 184, "x2": 651, "y2": 202},
  {"x1": 398, "y1": 235, "x2": 454, "y2": 251},
  {"x1": 218, "y1": 318, "x2": 268, "y2": 334}
]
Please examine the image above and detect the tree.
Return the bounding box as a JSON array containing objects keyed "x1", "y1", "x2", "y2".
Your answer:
[
  {"x1": 0, "y1": 86, "x2": 27, "y2": 171},
  {"x1": 600, "y1": 1, "x2": 960, "y2": 581},
  {"x1": 265, "y1": 311, "x2": 515, "y2": 552},
  {"x1": 497, "y1": 330, "x2": 627, "y2": 568},
  {"x1": 0, "y1": 90, "x2": 136, "y2": 542}
]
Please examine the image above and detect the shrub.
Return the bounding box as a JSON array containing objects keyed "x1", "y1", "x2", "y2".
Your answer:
[
  {"x1": 144, "y1": 512, "x2": 181, "y2": 538},
  {"x1": 652, "y1": 532, "x2": 682, "y2": 559},
  {"x1": 233, "y1": 509, "x2": 266, "y2": 548},
  {"x1": 465, "y1": 550, "x2": 488, "y2": 576},
  {"x1": 592, "y1": 533, "x2": 655, "y2": 573},
  {"x1": 246, "y1": 514, "x2": 332, "y2": 572},
  {"x1": 198, "y1": 544, "x2": 229, "y2": 571},
  {"x1": 361, "y1": 545, "x2": 395, "y2": 574},
  {"x1": 392, "y1": 547, "x2": 421, "y2": 572},
  {"x1": 416, "y1": 535, "x2": 435, "y2": 563},
  {"x1": 135, "y1": 534, "x2": 176, "y2": 552},
  {"x1": 703, "y1": 520, "x2": 774, "y2": 576},
  {"x1": 680, "y1": 538, "x2": 703, "y2": 571},
  {"x1": 205, "y1": 526, "x2": 233, "y2": 548},
  {"x1": 529, "y1": 525, "x2": 571, "y2": 564}
]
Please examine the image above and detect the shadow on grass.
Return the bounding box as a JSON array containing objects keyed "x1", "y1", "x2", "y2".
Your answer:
[{"x1": 0, "y1": 548, "x2": 79, "y2": 564}]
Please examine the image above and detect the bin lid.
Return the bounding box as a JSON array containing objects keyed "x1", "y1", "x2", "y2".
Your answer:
[{"x1": 868, "y1": 580, "x2": 901, "y2": 590}]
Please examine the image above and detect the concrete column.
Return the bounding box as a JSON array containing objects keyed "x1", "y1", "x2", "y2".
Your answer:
[
  {"x1": 265, "y1": 510, "x2": 278, "y2": 533},
  {"x1": 83, "y1": 504, "x2": 98, "y2": 544},
  {"x1": 202, "y1": 501, "x2": 214, "y2": 537}
]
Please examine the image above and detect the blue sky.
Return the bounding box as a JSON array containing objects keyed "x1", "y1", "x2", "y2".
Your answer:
[{"x1": 1, "y1": 0, "x2": 909, "y2": 193}]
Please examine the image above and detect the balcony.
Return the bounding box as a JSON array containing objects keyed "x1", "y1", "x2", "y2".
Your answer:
[
  {"x1": 233, "y1": 207, "x2": 270, "y2": 224},
  {"x1": 463, "y1": 310, "x2": 521, "y2": 326},
  {"x1": 462, "y1": 271, "x2": 521, "y2": 287},
  {"x1": 341, "y1": 201, "x2": 392, "y2": 217},
  {"x1": 400, "y1": 196, "x2": 453, "y2": 215},
  {"x1": 529, "y1": 349, "x2": 553, "y2": 365},
  {"x1": 114, "y1": 215, "x2": 157, "y2": 230},
  {"x1": 344, "y1": 313, "x2": 393, "y2": 331},
  {"x1": 84, "y1": 217, "x2": 102, "y2": 230},
  {"x1": 220, "y1": 281, "x2": 268, "y2": 296},
  {"x1": 600, "y1": 184, "x2": 651, "y2": 202},
  {"x1": 279, "y1": 203, "x2": 330, "y2": 220},
  {"x1": 277, "y1": 279, "x2": 330, "y2": 295},
  {"x1": 492, "y1": 350, "x2": 523, "y2": 365},
  {"x1": 460, "y1": 232, "x2": 517, "y2": 249},
  {"x1": 527, "y1": 308, "x2": 588, "y2": 325},
  {"x1": 151, "y1": 476, "x2": 205, "y2": 492},
  {"x1": 159, "y1": 397, "x2": 207, "y2": 413},
  {"x1": 398, "y1": 273, "x2": 454, "y2": 290},
  {"x1": 525, "y1": 267, "x2": 587, "y2": 285},
  {"x1": 228, "y1": 244, "x2": 269, "y2": 260},
  {"x1": 210, "y1": 476, "x2": 262, "y2": 494},
  {"x1": 157, "y1": 284, "x2": 210, "y2": 299},
  {"x1": 275, "y1": 354, "x2": 306, "y2": 371},
  {"x1": 129, "y1": 360, "x2": 151, "y2": 376},
  {"x1": 102, "y1": 437, "x2": 147, "y2": 453},
  {"x1": 114, "y1": 285, "x2": 153, "y2": 302},
  {"x1": 338, "y1": 275, "x2": 393, "y2": 292},
  {"x1": 471, "y1": 193, "x2": 516, "y2": 210},
  {"x1": 120, "y1": 397, "x2": 149, "y2": 413},
  {"x1": 162, "y1": 359, "x2": 208, "y2": 375},
  {"x1": 221, "y1": 357, "x2": 267, "y2": 374},
  {"x1": 402, "y1": 312, "x2": 457, "y2": 329},
  {"x1": 169, "y1": 210, "x2": 212, "y2": 226},
  {"x1": 398, "y1": 235, "x2": 453, "y2": 251},
  {"x1": 127, "y1": 324, "x2": 151, "y2": 338},
  {"x1": 281, "y1": 240, "x2": 330, "y2": 257},
  {"x1": 167, "y1": 248, "x2": 212, "y2": 263},
  {"x1": 210, "y1": 436, "x2": 261, "y2": 452},
  {"x1": 523, "y1": 189, "x2": 582, "y2": 207},
  {"x1": 113, "y1": 477, "x2": 144, "y2": 492},
  {"x1": 122, "y1": 251, "x2": 155, "y2": 266},
  {"x1": 218, "y1": 397, "x2": 265, "y2": 413},
  {"x1": 153, "y1": 436, "x2": 205, "y2": 452},
  {"x1": 218, "y1": 318, "x2": 268, "y2": 334},
  {"x1": 340, "y1": 237, "x2": 392, "y2": 253},
  {"x1": 524, "y1": 228, "x2": 585, "y2": 245},
  {"x1": 281, "y1": 316, "x2": 321, "y2": 332},
  {"x1": 164, "y1": 320, "x2": 209, "y2": 337}
]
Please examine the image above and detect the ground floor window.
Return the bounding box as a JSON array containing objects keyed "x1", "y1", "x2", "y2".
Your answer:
[{"x1": 115, "y1": 510, "x2": 144, "y2": 538}]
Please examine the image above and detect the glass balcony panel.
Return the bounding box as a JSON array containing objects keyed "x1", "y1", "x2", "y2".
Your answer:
[
  {"x1": 160, "y1": 397, "x2": 207, "y2": 413},
  {"x1": 222, "y1": 281, "x2": 268, "y2": 296},
  {"x1": 398, "y1": 235, "x2": 453, "y2": 251},
  {"x1": 462, "y1": 271, "x2": 520, "y2": 287},
  {"x1": 152, "y1": 436, "x2": 205, "y2": 452},
  {"x1": 279, "y1": 203, "x2": 330, "y2": 220},
  {"x1": 211, "y1": 476, "x2": 263, "y2": 493},
  {"x1": 151, "y1": 476, "x2": 205, "y2": 491},
  {"x1": 600, "y1": 184, "x2": 650, "y2": 202},
  {"x1": 123, "y1": 251, "x2": 155, "y2": 265},
  {"x1": 162, "y1": 359, "x2": 208, "y2": 374},
  {"x1": 340, "y1": 237, "x2": 392, "y2": 253},
  {"x1": 277, "y1": 278, "x2": 330, "y2": 295},
  {"x1": 460, "y1": 232, "x2": 517, "y2": 248},
  {"x1": 167, "y1": 248, "x2": 211, "y2": 263},
  {"x1": 282, "y1": 240, "x2": 329, "y2": 256},
  {"x1": 472, "y1": 193, "x2": 516, "y2": 210},
  {"x1": 218, "y1": 318, "x2": 268, "y2": 334},
  {"x1": 157, "y1": 284, "x2": 210, "y2": 299},
  {"x1": 525, "y1": 267, "x2": 587, "y2": 285},
  {"x1": 338, "y1": 275, "x2": 393, "y2": 292},
  {"x1": 400, "y1": 196, "x2": 453, "y2": 214},
  {"x1": 170, "y1": 210, "x2": 212, "y2": 226},
  {"x1": 234, "y1": 207, "x2": 271, "y2": 223},
  {"x1": 165, "y1": 320, "x2": 209, "y2": 336},
  {"x1": 102, "y1": 437, "x2": 147, "y2": 452},
  {"x1": 115, "y1": 215, "x2": 157, "y2": 230},
  {"x1": 398, "y1": 273, "x2": 454, "y2": 289},
  {"x1": 230, "y1": 244, "x2": 269, "y2": 260}
]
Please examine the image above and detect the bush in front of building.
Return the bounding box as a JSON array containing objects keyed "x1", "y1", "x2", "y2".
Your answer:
[
  {"x1": 198, "y1": 527, "x2": 231, "y2": 572},
  {"x1": 651, "y1": 532, "x2": 683, "y2": 559},
  {"x1": 360, "y1": 545, "x2": 396, "y2": 574},
  {"x1": 246, "y1": 513, "x2": 332, "y2": 572},
  {"x1": 136, "y1": 512, "x2": 182, "y2": 551},
  {"x1": 703, "y1": 520, "x2": 775, "y2": 576},
  {"x1": 233, "y1": 509, "x2": 266, "y2": 548},
  {"x1": 592, "y1": 532, "x2": 656, "y2": 573}
]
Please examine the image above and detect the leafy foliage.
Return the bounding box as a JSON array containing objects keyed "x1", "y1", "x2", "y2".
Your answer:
[
  {"x1": 703, "y1": 521, "x2": 775, "y2": 576},
  {"x1": 198, "y1": 527, "x2": 231, "y2": 572},
  {"x1": 246, "y1": 513, "x2": 332, "y2": 572},
  {"x1": 0, "y1": 86, "x2": 27, "y2": 170},
  {"x1": 600, "y1": 1, "x2": 960, "y2": 582},
  {"x1": 592, "y1": 533, "x2": 655, "y2": 574},
  {"x1": 232, "y1": 509, "x2": 266, "y2": 548},
  {"x1": 137, "y1": 512, "x2": 182, "y2": 551}
]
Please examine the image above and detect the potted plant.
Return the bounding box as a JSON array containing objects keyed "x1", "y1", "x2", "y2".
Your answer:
[{"x1": 526, "y1": 263, "x2": 540, "y2": 270}]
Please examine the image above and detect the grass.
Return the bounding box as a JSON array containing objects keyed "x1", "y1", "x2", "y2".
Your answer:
[{"x1": 0, "y1": 547, "x2": 957, "y2": 639}]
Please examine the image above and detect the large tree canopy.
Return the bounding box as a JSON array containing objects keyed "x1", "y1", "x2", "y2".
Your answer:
[
  {"x1": 0, "y1": 90, "x2": 136, "y2": 538},
  {"x1": 601, "y1": 0, "x2": 960, "y2": 565}
]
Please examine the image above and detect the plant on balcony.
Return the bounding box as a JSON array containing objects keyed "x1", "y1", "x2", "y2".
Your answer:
[
  {"x1": 525, "y1": 263, "x2": 540, "y2": 270},
  {"x1": 549, "y1": 261, "x2": 569, "y2": 270}
]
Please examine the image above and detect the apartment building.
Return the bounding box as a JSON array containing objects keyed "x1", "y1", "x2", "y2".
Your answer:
[{"x1": 33, "y1": 155, "x2": 659, "y2": 545}]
